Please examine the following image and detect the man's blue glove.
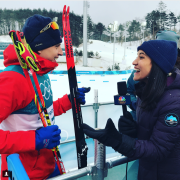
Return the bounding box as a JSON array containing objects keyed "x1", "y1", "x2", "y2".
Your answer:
[
  {"x1": 76, "y1": 87, "x2": 91, "y2": 105},
  {"x1": 35, "y1": 125, "x2": 61, "y2": 151}
]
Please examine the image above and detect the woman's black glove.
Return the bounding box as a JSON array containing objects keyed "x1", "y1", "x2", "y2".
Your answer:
[
  {"x1": 83, "y1": 118, "x2": 136, "y2": 156},
  {"x1": 118, "y1": 111, "x2": 137, "y2": 138},
  {"x1": 83, "y1": 118, "x2": 122, "y2": 150}
]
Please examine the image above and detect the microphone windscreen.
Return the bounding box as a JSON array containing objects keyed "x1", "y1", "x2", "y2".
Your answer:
[{"x1": 117, "y1": 81, "x2": 127, "y2": 95}]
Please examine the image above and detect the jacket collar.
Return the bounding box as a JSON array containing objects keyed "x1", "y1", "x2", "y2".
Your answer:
[
  {"x1": 134, "y1": 82, "x2": 145, "y2": 99},
  {"x1": 3, "y1": 44, "x2": 58, "y2": 75}
]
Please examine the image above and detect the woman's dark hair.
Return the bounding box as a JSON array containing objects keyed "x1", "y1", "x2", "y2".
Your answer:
[
  {"x1": 136, "y1": 61, "x2": 167, "y2": 111},
  {"x1": 175, "y1": 48, "x2": 180, "y2": 70}
]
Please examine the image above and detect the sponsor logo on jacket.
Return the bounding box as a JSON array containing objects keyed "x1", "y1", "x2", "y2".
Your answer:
[{"x1": 165, "y1": 113, "x2": 179, "y2": 127}]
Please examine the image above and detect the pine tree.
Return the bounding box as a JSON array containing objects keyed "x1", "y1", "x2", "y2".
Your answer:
[
  {"x1": 145, "y1": 10, "x2": 161, "y2": 39},
  {"x1": 127, "y1": 20, "x2": 141, "y2": 41},
  {"x1": 95, "y1": 22, "x2": 106, "y2": 40},
  {"x1": 118, "y1": 24, "x2": 125, "y2": 45},
  {"x1": 168, "y1": 12, "x2": 177, "y2": 31}
]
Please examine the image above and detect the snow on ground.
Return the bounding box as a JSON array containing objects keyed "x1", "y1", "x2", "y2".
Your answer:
[
  {"x1": 0, "y1": 35, "x2": 12, "y2": 43},
  {"x1": 0, "y1": 35, "x2": 139, "y2": 71},
  {"x1": 76, "y1": 39, "x2": 140, "y2": 71},
  {"x1": 58, "y1": 39, "x2": 140, "y2": 71}
]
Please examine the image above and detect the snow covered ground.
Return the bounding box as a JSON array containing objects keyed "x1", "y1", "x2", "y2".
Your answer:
[
  {"x1": 0, "y1": 35, "x2": 139, "y2": 71},
  {"x1": 76, "y1": 39, "x2": 140, "y2": 71}
]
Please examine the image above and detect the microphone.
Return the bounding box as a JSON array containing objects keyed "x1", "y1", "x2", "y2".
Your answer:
[{"x1": 114, "y1": 81, "x2": 131, "y2": 116}]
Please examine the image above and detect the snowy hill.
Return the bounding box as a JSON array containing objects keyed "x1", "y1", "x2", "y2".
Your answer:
[
  {"x1": 76, "y1": 39, "x2": 139, "y2": 71},
  {"x1": 0, "y1": 35, "x2": 139, "y2": 70},
  {"x1": 0, "y1": 35, "x2": 12, "y2": 43}
]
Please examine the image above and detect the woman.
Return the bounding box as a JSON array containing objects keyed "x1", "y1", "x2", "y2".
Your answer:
[
  {"x1": 126, "y1": 30, "x2": 180, "y2": 122},
  {"x1": 83, "y1": 40, "x2": 180, "y2": 180}
]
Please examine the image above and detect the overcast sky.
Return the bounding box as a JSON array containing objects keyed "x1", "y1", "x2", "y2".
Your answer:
[{"x1": 1, "y1": 1, "x2": 180, "y2": 27}]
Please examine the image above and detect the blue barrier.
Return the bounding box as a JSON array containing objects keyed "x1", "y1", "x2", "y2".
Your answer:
[
  {"x1": 7, "y1": 154, "x2": 30, "y2": 180},
  {"x1": 48, "y1": 69, "x2": 133, "y2": 75},
  {"x1": 0, "y1": 42, "x2": 12, "y2": 50},
  {"x1": 0, "y1": 69, "x2": 133, "y2": 75}
]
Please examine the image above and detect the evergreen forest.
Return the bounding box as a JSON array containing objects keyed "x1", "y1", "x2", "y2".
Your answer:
[{"x1": 0, "y1": 1, "x2": 179, "y2": 47}]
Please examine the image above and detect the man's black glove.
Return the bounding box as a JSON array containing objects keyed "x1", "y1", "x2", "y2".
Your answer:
[
  {"x1": 83, "y1": 118, "x2": 122, "y2": 150},
  {"x1": 118, "y1": 111, "x2": 137, "y2": 138}
]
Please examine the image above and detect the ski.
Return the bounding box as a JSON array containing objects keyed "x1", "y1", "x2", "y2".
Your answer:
[
  {"x1": 9, "y1": 30, "x2": 66, "y2": 175},
  {"x1": 62, "y1": 5, "x2": 88, "y2": 169}
]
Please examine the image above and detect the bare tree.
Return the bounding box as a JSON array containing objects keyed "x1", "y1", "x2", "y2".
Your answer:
[{"x1": 158, "y1": 1, "x2": 167, "y2": 29}]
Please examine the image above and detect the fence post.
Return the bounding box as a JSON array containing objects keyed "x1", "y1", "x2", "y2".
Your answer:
[
  {"x1": 92, "y1": 139, "x2": 107, "y2": 180},
  {"x1": 93, "y1": 89, "x2": 99, "y2": 128},
  {"x1": 92, "y1": 89, "x2": 107, "y2": 180}
]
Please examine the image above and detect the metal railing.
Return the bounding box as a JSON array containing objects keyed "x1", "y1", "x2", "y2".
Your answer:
[{"x1": 49, "y1": 155, "x2": 135, "y2": 180}]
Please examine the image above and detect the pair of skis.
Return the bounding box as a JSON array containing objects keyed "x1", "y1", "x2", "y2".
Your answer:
[
  {"x1": 9, "y1": 30, "x2": 66, "y2": 175},
  {"x1": 62, "y1": 5, "x2": 88, "y2": 169}
]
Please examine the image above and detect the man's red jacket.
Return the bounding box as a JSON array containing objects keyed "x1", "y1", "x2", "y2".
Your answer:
[{"x1": 0, "y1": 45, "x2": 71, "y2": 180}]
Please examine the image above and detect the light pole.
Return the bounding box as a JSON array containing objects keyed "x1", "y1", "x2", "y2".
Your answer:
[
  {"x1": 122, "y1": 27, "x2": 126, "y2": 65},
  {"x1": 122, "y1": 22, "x2": 129, "y2": 65},
  {"x1": 141, "y1": 21, "x2": 146, "y2": 42},
  {"x1": 83, "y1": 0, "x2": 88, "y2": 67},
  {"x1": 108, "y1": 23, "x2": 113, "y2": 43},
  {"x1": 109, "y1": 21, "x2": 118, "y2": 70}
]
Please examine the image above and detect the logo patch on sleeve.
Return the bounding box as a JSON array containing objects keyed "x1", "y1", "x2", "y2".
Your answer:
[{"x1": 165, "y1": 113, "x2": 179, "y2": 127}]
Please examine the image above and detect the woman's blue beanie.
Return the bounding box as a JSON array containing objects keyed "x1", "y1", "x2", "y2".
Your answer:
[
  {"x1": 22, "y1": 14, "x2": 62, "y2": 52},
  {"x1": 137, "y1": 40, "x2": 177, "y2": 74}
]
